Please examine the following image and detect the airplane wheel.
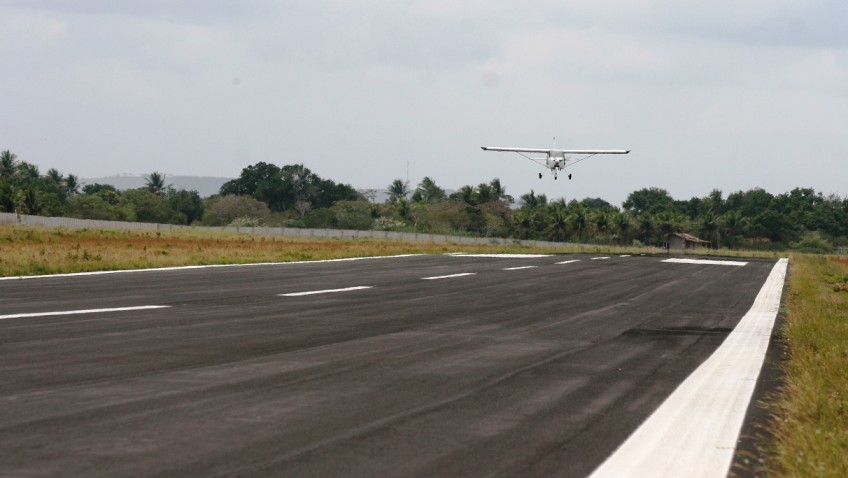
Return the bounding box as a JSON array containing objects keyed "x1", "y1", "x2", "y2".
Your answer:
[
  {"x1": 539, "y1": 173, "x2": 542, "y2": 179},
  {"x1": 568, "y1": 174, "x2": 572, "y2": 180}
]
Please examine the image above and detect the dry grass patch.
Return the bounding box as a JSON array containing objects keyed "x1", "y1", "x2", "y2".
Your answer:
[{"x1": 1, "y1": 225, "x2": 642, "y2": 276}]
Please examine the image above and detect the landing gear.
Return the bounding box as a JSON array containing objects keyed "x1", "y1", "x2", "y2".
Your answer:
[
  {"x1": 568, "y1": 173, "x2": 572, "y2": 180},
  {"x1": 539, "y1": 173, "x2": 543, "y2": 179}
]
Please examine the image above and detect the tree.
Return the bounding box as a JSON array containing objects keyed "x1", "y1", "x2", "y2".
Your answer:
[
  {"x1": 722, "y1": 210, "x2": 747, "y2": 248},
  {"x1": 331, "y1": 200, "x2": 374, "y2": 230},
  {"x1": 520, "y1": 190, "x2": 547, "y2": 210},
  {"x1": 636, "y1": 214, "x2": 656, "y2": 245},
  {"x1": 16, "y1": 162, "x2": 40, "y2": 184},
  {"x1": 569, "y1": 204, "x2": 589, "y2": 241},
  {"x1": 122, "y1": 189, "x2": 178, "y2": 223},
  {"x1": 0, "y1": 150, "x2": 18, "y2": 178},
  {"x1": 452, "y1": 185, "x2": 477, "y2": 206},
  {"x1": 310, "y1": 176, "x2": 362, "y2": 209},
  {"x1": 412, "y1": 177, "x2": 446, "y2": 203},
  {"x1": 83, "y1": 183, "x2": 121, "y2": 205},
  {"x1": 220, "y1": 162, "x2": 281, "y2": 197},
  {"x1": 0, "y1": 179, "x2": 13, "y2": 212},
  {"x1": 66, "y1": 194, "x2": 131, "y2": 221},
  {"x1": 167, "y1": 188, "x2": 205, "y2": 224},
  {"x1": 623, "y1": 187, "x2": 675, "y2": 216},
  {"x1": 46, "y1": 168, "x2": 63, "y2": 186},
  {"x1": 612, "y1": 212, "x2": 634, "y2": 245},
  {"x1": 545, "y1": 208, "x2": 568, "y2": 241},
  {"x1": 64, "y1": 174, "x2": 80, "y2": 196},
  {"x1": 706, "y1": 189, "x2": 724, "y2": 215},
  {"x1": 386, "y1": 179, "x2": 411, "y2": 204},
  {"x1": 489, "y1": 178, "x2": 514, "y2": 204},
  {"x1": 699, "y1": 211, "x2": 720, "y2": 247},
  {"x1": 201, "y1": 195, "x2": 272, "y2": 226},
  {"x1": 145, "y1": 172, "x2": 167, "y2": 195}
]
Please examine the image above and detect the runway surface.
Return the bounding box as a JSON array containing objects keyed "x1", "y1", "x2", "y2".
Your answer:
[{"x1": 0, "y1": 253, "x2": 779, "y2": 477}]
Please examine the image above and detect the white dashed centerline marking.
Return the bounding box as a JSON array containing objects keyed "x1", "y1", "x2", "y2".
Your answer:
[
  {"x1": 503, "y1": 266, "x2": 538, "y2": 271},
  {"x1": 592, "y1": 256, "x2": 611, "y2": 260},
  {"x1": 663, "y1": 258, "x2": 748, "y2": 267},
  {"x1": 0, "y1": 305, "x2": 171, "y2": 321},
  {"x1": 279, "y1": 286, "x2": 372, "y2": 297},
  {"x1": 556, "y1": 260, "x2": 581, "y2": 265},
  {"x1": 422, "y1": 273, "x2": 477, "y2": 280}
]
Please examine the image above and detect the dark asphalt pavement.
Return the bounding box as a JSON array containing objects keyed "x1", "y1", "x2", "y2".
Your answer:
[{"x1": 0, "y1": 254, "x2": 777, "y2": 477}]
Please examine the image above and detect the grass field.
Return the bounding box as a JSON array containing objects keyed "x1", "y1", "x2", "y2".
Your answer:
[
  {"x1": 766, "y1": 254, "x2": 848, "y2": 477},
  {"x1": 0, "y1": 225, "x2": 663, "y2": 277},
  {"x1": 1, "y1": 224, "x2": 844, "y2": 476}
]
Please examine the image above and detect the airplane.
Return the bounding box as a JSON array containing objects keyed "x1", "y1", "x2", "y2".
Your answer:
[{"x1": 481, "y1": 139, "x2": 630, "y2": 180}]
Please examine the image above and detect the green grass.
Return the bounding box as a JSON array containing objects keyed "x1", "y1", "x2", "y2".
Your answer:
[{"x1": 765, "y1": 254, "x2": 848, "y2": 477}]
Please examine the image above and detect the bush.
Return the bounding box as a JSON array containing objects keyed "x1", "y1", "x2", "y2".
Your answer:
[
  {"x1": 790, "y1": 231, "x2": 834, "y2": 254},
  {"x1": 201, "y1": 195, "x2": 271, "y2": 226}
]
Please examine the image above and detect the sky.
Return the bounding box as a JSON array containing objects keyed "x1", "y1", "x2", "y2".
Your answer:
[{"x1": 2, "y1": 1, "x2": 847, "y2": 207}]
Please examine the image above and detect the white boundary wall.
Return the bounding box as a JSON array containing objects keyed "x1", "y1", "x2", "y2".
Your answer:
[{"x1": 0, "y1": 212, "x2": 570, "y2": 249}]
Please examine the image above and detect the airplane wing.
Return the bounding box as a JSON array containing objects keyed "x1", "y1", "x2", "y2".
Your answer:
[
  {"x1": 481, "y1": 147, "x2": 630, "y2": 155},
  {"x1": 481, "y1": 146, "x2": 551, "y2": 154}
]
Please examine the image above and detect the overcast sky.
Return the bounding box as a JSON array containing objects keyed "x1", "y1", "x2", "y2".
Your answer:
[{"x1": 2, "y1": 1, "x2": 847, "y2": 206}]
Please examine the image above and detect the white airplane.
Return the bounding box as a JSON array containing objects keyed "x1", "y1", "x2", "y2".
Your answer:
[{"x1": 481, "y1": 139, "x2": 630, "y2": 180}]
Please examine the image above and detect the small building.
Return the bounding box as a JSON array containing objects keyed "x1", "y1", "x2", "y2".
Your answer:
[{"x1": 669, "y1": 232, "x2": 711, "y2": 252}]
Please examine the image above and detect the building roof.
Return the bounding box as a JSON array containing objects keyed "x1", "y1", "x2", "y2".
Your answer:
[{"x1": 672, "y1": 232, "x2": 711, "y2": 244}]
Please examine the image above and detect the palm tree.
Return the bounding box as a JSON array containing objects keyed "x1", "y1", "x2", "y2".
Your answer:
[
  {"x1": 489, "y1": 178, "x2": 513, "y2": 204},
  {"x1": 46, "y1": 168, "x2": 63, "y2": 186},
  {"x1": 1, "y1": 150, "x2": 18, "y2": 178},
  {"x1": 514, "y1": 210, "x2": 536, "y2": 239},
  {"x1": 453, "y1": 185, "x2": 477, "y2": 206},
  {"x1": 637, "y1": 214, "x2": 656, "y2": 245},
  {"x1": 520, "y1": 190, "x2": 547, "y2": 210},
  {"x1": 700, "y1": 212, "x2": 719, "y2": 248},
  {"x1": 65, "y1": 174, "x2": 80, "y2": 195},
  {"x1": 592, "y1": 210, "x2": 610, "y2": 240},
  {"x1": 476, "y1": 183, "x2": 494, "y2": 204},
  {"x1": 569, "y1": 205, "x2": 589, "y2": 241},
  {"x1": 545, "y1": 208, "x2": 568, "y2": 242},
  {"x1": 386, "y1": 179, "x2": 410, "y2": 204},
  {"x1": 613, "y1": 212, "x2": 634, "y2": 245},
  {"x1": 707, "y1": 189, "x2": 724, "y2": 215},
  {"x1": 412, "y1": 177, "x2": 445, "y2": 203},
  {"x1": 17, "y1": 162, "x2": 39, "y2": 181},
  {"x1": 722, "y1": 210, "x2": 748, "y2": 249},
  {"x1": 145, "y1": 171, "x2": 167, "y2": 195}
]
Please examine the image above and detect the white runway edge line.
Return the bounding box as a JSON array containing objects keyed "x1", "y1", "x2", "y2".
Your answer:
[
  {"x1": 422, "y1": 273, "x2": 477, "y2": 280},
  {"x1": 663, "y1": 258, "x2": 748, "y2": 267},
  {"x1": 589, "y1": 258, "x2": 788, "y2": 478},
  {"x1": 0, "y1": 305, "x2": 171, "y2": 321},
  {"x1": 280, "y1": 286, "x2": 372, "y2": 297}
]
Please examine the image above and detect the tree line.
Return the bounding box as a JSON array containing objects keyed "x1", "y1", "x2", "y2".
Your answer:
[{"x1": 2, "y1": 150, "x2": 845, "y2": 252}]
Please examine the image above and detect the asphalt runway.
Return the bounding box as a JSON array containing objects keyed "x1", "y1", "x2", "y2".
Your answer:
[{"x1": 0, "y1": 253, "x2": 778, "y2": 477}]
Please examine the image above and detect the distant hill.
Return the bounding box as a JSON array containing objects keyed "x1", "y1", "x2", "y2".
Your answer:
[{"x1": 80, "y1": 175, "x2": 233, "y2": 198}]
